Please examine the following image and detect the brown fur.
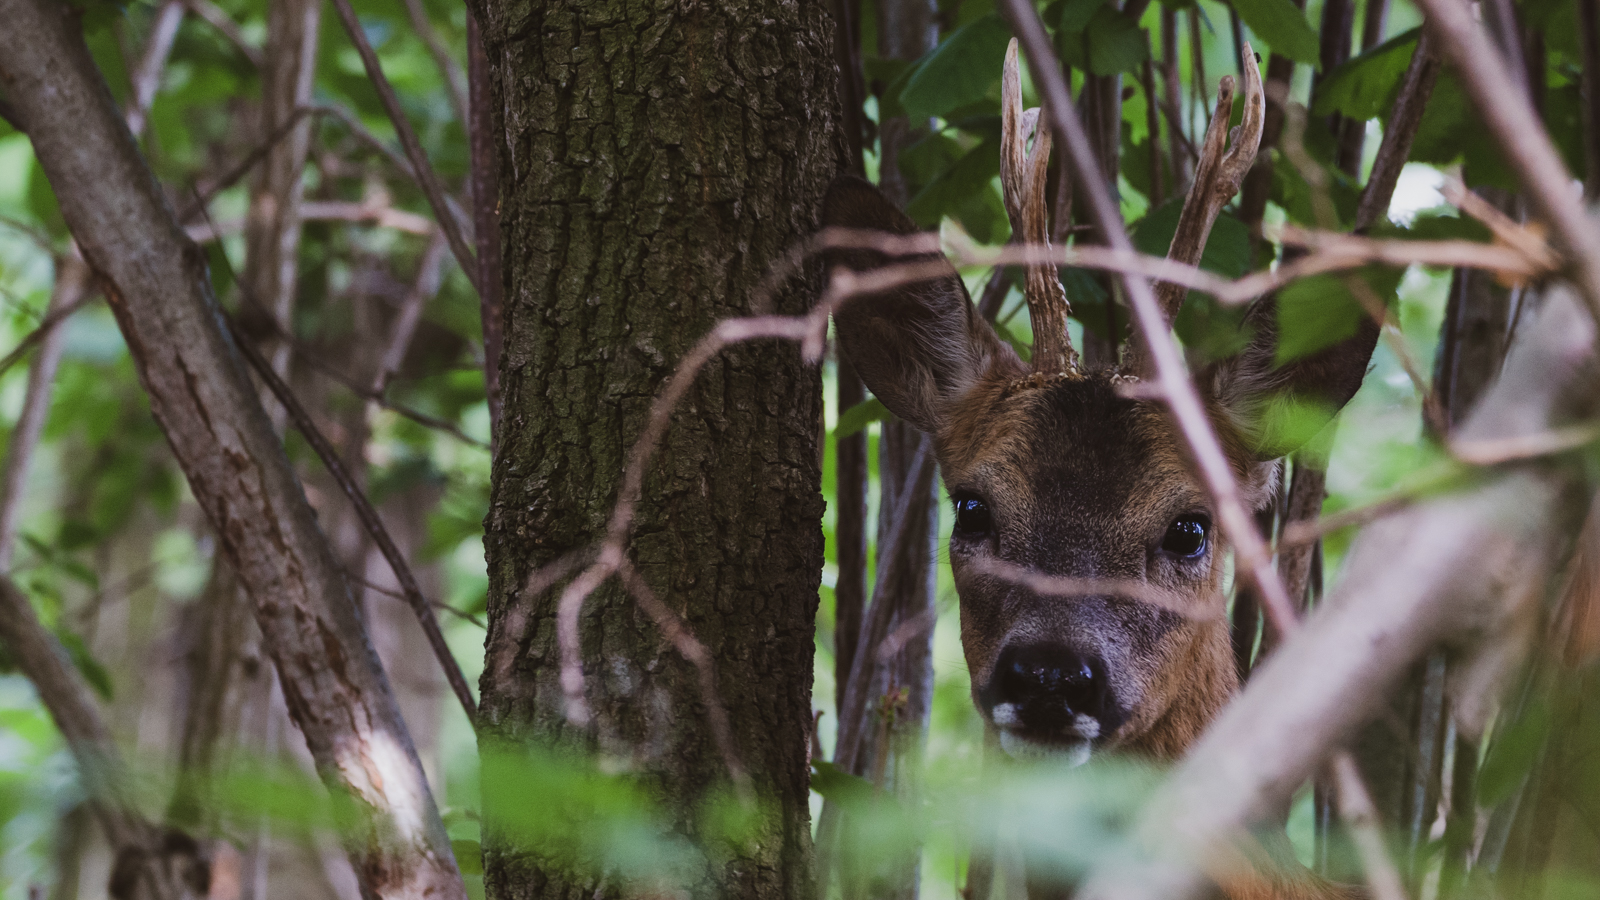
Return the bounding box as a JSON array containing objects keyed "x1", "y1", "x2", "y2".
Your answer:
[{"x1": 822, "y1": 175, "x2": 1378, "y2": 898}]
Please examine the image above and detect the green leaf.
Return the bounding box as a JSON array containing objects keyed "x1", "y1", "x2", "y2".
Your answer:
[
  {"x1": 56, "y1": 629, "x2": 114, "y2": 701},
  {"x1": 905, "y1": 139, "x2": 1007, "y2": 242},
  {"x1": 836, "y1": 398, "x2": 891, "y2": 437},
  {"x1": 1057, "y1": 0, "x2": 1112, "y2": 34},
  {"x1": 1312, "y1": 28, "x2": 1420, "y2": 121},
  {"x1": 810, "y1": 760, "x2": 876, "y2": 809},
  {"x1": 900, "y1": 14, "x2": 1013, "y2": 121},
  {"x1": 1084, "y1": 8, "x2": 1151, "y2": 76},
  {"x1": 1230, "y1": 0, "x2": 1320, "y2": 67},
  {"x1": 1129, "y1": 199, "x2": 1252, "y2": 278},
  {"x1": 1274, "y1": 267, "x2": 1401, "y2": 366}
]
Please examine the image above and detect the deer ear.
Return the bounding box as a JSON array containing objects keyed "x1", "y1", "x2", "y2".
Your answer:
[
  {"x1": 821, "y1": 175, "x2": 1020, "y2": 434},
  {"x1": 1206, "y1": 295, "x2": 1380, "y2": 461}
]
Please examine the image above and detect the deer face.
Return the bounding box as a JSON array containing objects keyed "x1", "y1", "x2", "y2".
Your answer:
[
  {"x1": 939, "y1": 370, "x2": 1255, "y2": 762},
  {"x1": 822, "y1": 173, "x2": 1376, "y2": 762}
]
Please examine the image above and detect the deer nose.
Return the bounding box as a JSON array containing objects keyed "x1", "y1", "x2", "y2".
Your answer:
[{"x1": 988, "y1": 643, "x2": 1109, "y2": 734}]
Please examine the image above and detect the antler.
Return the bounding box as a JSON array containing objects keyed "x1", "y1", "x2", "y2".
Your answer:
[
  {"x1": 1002, "y1": 39, "x2": 1078, "y2": 375},
  {"x1": 1155, "y1": 43, "x2": 1266, "y2": 327}
]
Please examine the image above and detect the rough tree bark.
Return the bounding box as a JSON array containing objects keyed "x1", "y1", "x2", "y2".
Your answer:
[
  {"x1": 0, "y1": 3, "x2": 466, "y2": 898},
  {"x1": 468, "y1": 0, "x2": 836, "y2": 896}
]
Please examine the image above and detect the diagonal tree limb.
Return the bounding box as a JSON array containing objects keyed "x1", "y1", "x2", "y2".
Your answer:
[
  {"x1": 328, "y1": 0, "x2": 480, "y2": 296},
  {"x1": 0, "y1": 2, "x2": 468, "y2": 896}
]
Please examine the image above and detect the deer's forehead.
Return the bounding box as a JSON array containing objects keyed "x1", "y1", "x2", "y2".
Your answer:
[{"x1": 939, "y1": 376, "x2": 1199, "y2": 515}]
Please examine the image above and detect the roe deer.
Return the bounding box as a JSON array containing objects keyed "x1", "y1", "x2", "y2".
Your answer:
[{"x1": 823, "y1": 42, "x2": 1376, "y2": 897}]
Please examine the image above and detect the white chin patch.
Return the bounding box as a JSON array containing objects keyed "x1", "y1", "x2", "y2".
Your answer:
[{"x1": 993, "y1": 710, "x2": 1101, "y2": 768}]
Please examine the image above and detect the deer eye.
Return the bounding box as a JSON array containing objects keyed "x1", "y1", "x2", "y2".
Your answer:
[
  {"x1": 1161, "y1": 514, "x2": 1210, "y2": 559},
  {"x1": 951, "y1": 493, "x2": 994, "y2": 538}
]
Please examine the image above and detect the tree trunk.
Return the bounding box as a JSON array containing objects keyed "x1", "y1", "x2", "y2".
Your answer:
[{"x1": 469, "y1": 0, "x2": 835, "y2": 896}]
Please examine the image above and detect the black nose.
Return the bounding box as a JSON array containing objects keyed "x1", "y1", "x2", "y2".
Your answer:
[{"x1": 988, "y1": 643, "x2": 1109, "y2": 732}]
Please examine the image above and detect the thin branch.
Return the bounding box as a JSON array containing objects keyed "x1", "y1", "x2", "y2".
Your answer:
[
  {"x1": 187, "y1": 201, "x2": 436, "y2": 241},
  {"x1": 123, "y1": 0, "x2": 184, "y2": 138},
  {"x1": 1355, "y1": 30, "x2": 1440, "y2": 231},
  {"x1": 1442, "y1": 179, "x2": 1563, "y2": 272},
  {"x1": 0, "y1": 288, "x2": 98, "y2": 380},
  {"x1": 1413, "y1": 0, "x2": 1600, "y2": 321},
  {"x1": 180, "y1": 0, "x2": 263, "y2": 67},
  {"x1": 372, "y1": 230, "x2": 449, "y2": 396},
  {"x1": 226, "y1": 312, "x2": 479, "y2": 723},
  {"x1": 400, "y1": 0, "x2": 468, "y2": 127},
  {"x1": 0, "y1": 257, "x2": 90, "y2": 570},
  {"x1": 616, "y1": 561, "x2": 752, "y2": 799},
  {"x1": 349, "y1": 569, "x2": 486, "y2": 629},
  {"x1": 327, "y1": 0, "x2": 480, "y2": 295}
]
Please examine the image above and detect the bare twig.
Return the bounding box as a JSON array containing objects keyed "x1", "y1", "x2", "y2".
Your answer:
[
  {"x1": 327, "y1": 0, "x2": 480, "y2": 295},
  {"x1": 123, "y1": 0, "x2": 184, "y2": 138},
  {"x1": 372, "y1": 230, "x2": 449, "y2": 396},
  {"x1": 0, "y1": 287, "x2": 98, "y2": 380},
  {"x1": 1450, "y1": 422, "x2": 1600, "y2": 465},
  {"x1": 401, "y1": 0, "x2": 468, "y2": 126},
  {"x1": 1355, "y1": 30, "x2": 1440, "y2": 231},
  {"x1": 995, "y1": 0, "x2": 1300, "y2": 638},
  {"x1": 968, "y1": 557, "x2": 1223, "y2": 620},
  {"x1": 208, "y1": 262, "x2": 489, "y2": 449},
  {"x1": 180, "y1": 0, "x2": 263, "y2": 67},
  {"x1": 187, "y1": 201, "x2": 435, "y2": 241},
  {"x1": 1414, "y1": 0, "x2": 1600, "y2": 321},
  {"x1": 225, "y1": 312, "x2": 479, "y2": 723},
  {"x1": 350, "y1": 569, "x2": 486, "y2": 628},
  {"x1": 1442, "y1": 180, "x2": 1563, "y2": 272},
  {"x1": 540, "y1": 259, "x2": 948, "y2": 724},
  {"x1": 0, "y1": 257, "x2": 90, "y2": 570},
  {"x1": 616, "y1": 561, "x2": 752, "y2": 799}
]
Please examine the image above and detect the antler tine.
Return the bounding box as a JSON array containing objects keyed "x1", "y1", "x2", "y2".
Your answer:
[
  {"x1": 1001, "y1": 38, "x2": 1077, "y2": 375},
  {"x1": 1149, "y1": 42, "x2": 1266, "y2": 332}
]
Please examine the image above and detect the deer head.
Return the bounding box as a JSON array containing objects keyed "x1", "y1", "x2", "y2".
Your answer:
[{"x1": 824, "y1": 43, "x2": 1378, "y2": 762}]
